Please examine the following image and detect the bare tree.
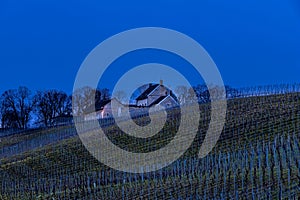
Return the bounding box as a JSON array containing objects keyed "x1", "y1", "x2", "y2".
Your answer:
[
  {"x1": 193, "y1": 84, "x2": 210, "y2": 103},
  {"x1": 72, "y1": 87, "x2": 102, "y2": 116},
  {"x1": 34, "y1": 90, "x2": 71, "y2": 127},
  {"x1": 225, "y1": 86, "x2": 240, "y2": 99},
  {"x1": 186, "y1": 87, "x2": 198, "y2": 103},
  {"x1": 100, "y1": 88, "x2": 110, "y2": 101},
  {"x1": 175, "y1": 86, "x2": 188, "y2": 105},
  {"x1": 1, "y1": 110, "x2": 19, "y2": 129},
  {"x1": 0, "y1": 86, "x2": 34, "y2": 129},
  {"x1": 193, "y1": 84, "x2": 239, "y2": 103},
  {"x1": 113, "y1": 90, "x2": 128, "y2": 104}
]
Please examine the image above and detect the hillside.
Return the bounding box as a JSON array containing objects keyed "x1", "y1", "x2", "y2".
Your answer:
[{"x1": 0, "y1": 92, "x2": 300, "y2": 199}]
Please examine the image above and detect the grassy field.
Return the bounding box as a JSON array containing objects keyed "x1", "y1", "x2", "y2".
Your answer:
[{"x1": 0, "y1": 93, "x2": 300, "y2": 199}]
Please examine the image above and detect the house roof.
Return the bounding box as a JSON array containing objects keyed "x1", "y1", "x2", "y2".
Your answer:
[
  {"x1": 84, "y1": 99, "x2": 111, "y2": 114},
  {"x1": 96, "y1": 99, "x2": 112, "y2": 110},
  {"x1": 149, "y1": 94, "x2": 179, "y2": 107},
  {"x1": 135, "y1": 84, "x2": 159, "y2": 100},
  {"x1": 157, "y1": 95, "x2": 179, "y2": 106},
  {"x1": 148, "y1": 96, "x2": 167, "y2": 106},
  {"x1": 169, "y1": 90, "x2": 179, "y2": 103}
]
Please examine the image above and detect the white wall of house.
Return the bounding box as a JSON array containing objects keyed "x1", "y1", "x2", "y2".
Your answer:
[
  {"x1": 137, "y1": 99, "x2": 148, "y2": 107},
  {"x1": 84, "y1": 111, "x2": 102, "y2": 121},
  {"x1": 84, "y1": 99, "x2": 124, "y2": 121},
  {"x1": 101, "y1": 99, "x2": 124, "y2": 119}
]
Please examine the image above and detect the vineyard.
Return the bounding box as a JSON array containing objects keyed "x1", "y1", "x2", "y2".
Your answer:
[{"x1": 0, "y1": 90, "x2": 300, "y2": 199}]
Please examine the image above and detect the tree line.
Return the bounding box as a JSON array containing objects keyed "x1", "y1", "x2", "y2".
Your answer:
[
  {"x1": 0, "y1": 84, "x2": 235, "y2": 129},
  {"x1": 0, "y1": 86, "x2": 111, "y2": 129},
  {"x1": 1, "y1": 83, "x2": 299, "y2": 130}
]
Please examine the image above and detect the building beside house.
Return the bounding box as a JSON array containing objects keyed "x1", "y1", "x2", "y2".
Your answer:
[
  {"x1": 84, "y1": 80, "x2": 179, "y2": 121},
  {"x1": 84, "y1": 98, "x2": 124, "y2": 121}
]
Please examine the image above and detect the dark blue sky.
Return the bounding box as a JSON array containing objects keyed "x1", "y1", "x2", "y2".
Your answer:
[{"x1": 1, "y1": 0, "x2": 300, "y2": 94}]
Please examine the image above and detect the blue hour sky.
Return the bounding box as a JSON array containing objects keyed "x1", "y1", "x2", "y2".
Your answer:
[{"x1": 0, "y1": 0, "x2": 300, "y2": 94}]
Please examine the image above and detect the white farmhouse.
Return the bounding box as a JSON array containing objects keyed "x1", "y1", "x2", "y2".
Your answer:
[{"x1": 84, "y1": 80, "x2": 179, "y2": 121}]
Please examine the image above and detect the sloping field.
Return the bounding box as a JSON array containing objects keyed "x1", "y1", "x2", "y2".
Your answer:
[{"x1": 0, "y1": 93, "x2": 300, "y2": 199}]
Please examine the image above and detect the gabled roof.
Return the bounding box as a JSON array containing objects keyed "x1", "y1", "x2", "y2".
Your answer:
[
  {"x1": 84, "y1": 99, "x2": 111, "y2": 114},
  {"x1": 156, "y1": 95, "x2": 179, "y2": 107},
  {"x1": 169, "y1": 90, "x2": 179, "y2": 103},
  {"x1": 95, "y1": 99, "x2": 111, "y2": 111},
  {"x1": 148, "y1": 96, "x2": 167, "y2": 107},
  {"x1": 136, "y1": 84, "x2": 159, "y2": 100}
]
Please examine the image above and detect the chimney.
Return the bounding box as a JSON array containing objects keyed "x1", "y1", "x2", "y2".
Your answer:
[{"x1": 160, "y1": 80, "x2": 163, "y2": 86}]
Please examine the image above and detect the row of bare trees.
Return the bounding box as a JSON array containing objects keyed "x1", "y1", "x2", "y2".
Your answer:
[
  {"x1": 175, "y1": 85, "x2": 241, "y2": 104},
  {"x1": 0, "y1": 84, "x2": 230, "y2": 129},
  {"x1": 0, "y1": 86, "x2": 111, "y2": 129}
]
